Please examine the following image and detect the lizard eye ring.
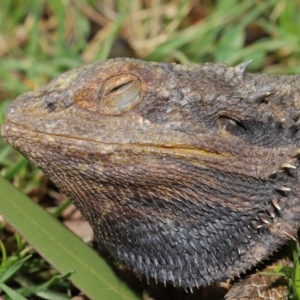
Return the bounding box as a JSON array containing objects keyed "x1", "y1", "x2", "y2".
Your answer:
[{"x1": 99, "y1": 74, "x2": 142, "y2": 115}]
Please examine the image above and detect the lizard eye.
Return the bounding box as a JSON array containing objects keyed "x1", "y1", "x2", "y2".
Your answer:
[{"x1": 99, "y1": 74, "x2": 142, "y2": 115}]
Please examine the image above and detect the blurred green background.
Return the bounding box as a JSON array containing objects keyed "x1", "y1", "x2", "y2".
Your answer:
[{"x1": 0, "y1": 0, "x2": 300, "y2": 299}]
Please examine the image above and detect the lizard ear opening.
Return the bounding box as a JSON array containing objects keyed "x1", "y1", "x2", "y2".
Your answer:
[
  {"x1": 218, "y1": 116, "x2": 247, "y2": 136},
  {"x1": 99, "y1": 74, "x2": 142, "y2": 115}
]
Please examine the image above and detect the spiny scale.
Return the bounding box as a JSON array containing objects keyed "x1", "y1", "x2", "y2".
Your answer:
[
  {"x1": 271, "y1": 199, "x2": 281, "y2": 211},
  {"x1": 281, "y1": 162, "x2": 296, "y2": 169},
  {"x1": 234, "y1": 60, "x2": 252, "y2": 78}
]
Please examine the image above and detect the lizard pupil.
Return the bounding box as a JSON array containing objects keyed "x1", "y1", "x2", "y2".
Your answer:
[{"x1": 109, "y1": 81, "x2": 134, "y2": 94}]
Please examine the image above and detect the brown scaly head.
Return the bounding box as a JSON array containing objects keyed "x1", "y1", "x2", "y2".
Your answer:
[{"x1": 2, "y1": 58, "x2": 300, "y2": 291}]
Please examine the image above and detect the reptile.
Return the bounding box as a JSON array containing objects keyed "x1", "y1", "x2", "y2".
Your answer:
[{"x1": 2, "y1": 58, "x2": 300, "y2": 299}]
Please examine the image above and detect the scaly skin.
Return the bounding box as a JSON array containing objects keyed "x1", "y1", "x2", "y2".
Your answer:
[{"x1": 2, "y1": 58, "x2": 300, "y2": 299}]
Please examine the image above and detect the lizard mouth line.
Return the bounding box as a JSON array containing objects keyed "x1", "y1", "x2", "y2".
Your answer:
[{"x1": 2, "y1": 120, "x2": 230, "y2": 159}]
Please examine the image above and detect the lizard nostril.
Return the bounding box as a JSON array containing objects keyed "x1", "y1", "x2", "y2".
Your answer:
[{"x1": 46, "y1": 101, "x2": 56, "y2": 112}]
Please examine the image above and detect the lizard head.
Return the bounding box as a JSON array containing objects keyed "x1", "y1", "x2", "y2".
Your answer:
[{"x1": 2, "y1": 58, "x2": 300, "y2": 289}]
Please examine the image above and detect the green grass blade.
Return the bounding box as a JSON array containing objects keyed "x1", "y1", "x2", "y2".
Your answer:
[
  {"x1": 0, "y1": 176, "x2": 140, "y2": 300},
  {"x1": 293, "y1": 257, "x2": 300, "y2": 299},
  {"x1": 17, "y1": 272, "x2": 73, "y2": 298},
  {"x1": 0, "y1": 255, "x2": 31, "y2": 283},
  {"x1": 0, "y1": 282, "x2": 28, "y2": 300},
  {"x1": 0, "y1": 240, "x2": 7, "y2": 267},
  {"x1": 29, "y1": 272, "x2": 73, "y2": 294}
]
